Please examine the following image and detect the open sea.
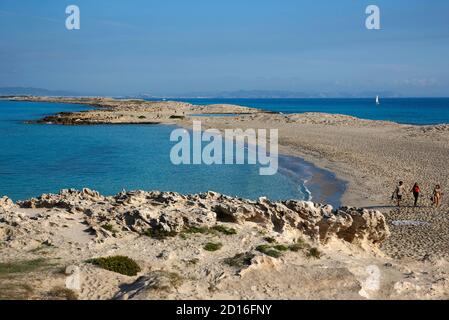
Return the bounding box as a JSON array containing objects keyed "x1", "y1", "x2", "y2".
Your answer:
[
  {"x1": 0, "y1": 100, "x2": 345, "y2": 206},
  {"x1": 164, "y1": 98, "x2": 449, "y2": 125}
]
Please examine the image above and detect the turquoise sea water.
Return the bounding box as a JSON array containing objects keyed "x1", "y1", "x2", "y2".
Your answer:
[
  {"x1": 164, "y1": 98, "x2": 449, "y2": 125},
  {"x1": 0, "y1": 100, "x2": 344, "y2": 206}
]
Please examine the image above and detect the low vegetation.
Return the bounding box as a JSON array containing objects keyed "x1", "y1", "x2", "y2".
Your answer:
[
  {"x1": 224, "y1": 252, "x2": 255, "y2": 268},
  {"x1": 289, "y1": 238, "x2": 311, "y2": 252},
  {"x1": 184, "y1": 226, "x2": 211, "y2": 234},
  {"x1": 101, "y1": 223, "x2": 118, "y2": 234},
  {"x1": 183, "y1": 225, "x2": 237, "y2": 236},
  {"x1": 147, "y1": 270, "x2": 184, "y2": 292},
  {"x1": 203, "y1": 242, "x2": 223, "y2": 252},
  {"x1": 256, "y1": 245, "x2": 283, "y2": 258},
  {"x1": 212, "y1": 225, "x2": 237, "y2": 235},
  {"x1": 45, "y1": 287, "x2": 78, "y2": 300},
  {"x1": 0, "y1": 258, "x2": 51, "y2": 275},
  {"x1": 273, "y1": 244, "x2": 289, "y2": 252},
  {"x1": 86, "y1": 255, "x2": 141, "y2": 276},
  {"x1": 307, "y1": 247, "x2": 322, "y2": 259},
  {"x1": 143, "y1": 228, "x2": 177, "y2": 240},
  {"x1": 29, "y1": 242, "x2": 54, "y2": 254},
  {"x1": 0, "y1": 258, "x2": 56, "y2": 300},
  {"x1": 0, "y1": 282, "x2": 34, "y2": 300},
  {"x1": 288, "y1": 243, "x2": 306, "y2": 252}
]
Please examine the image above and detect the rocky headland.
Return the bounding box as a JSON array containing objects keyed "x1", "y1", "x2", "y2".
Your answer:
[{"x1": 0, "y1": 189, "x2": 448, "y2": 300}]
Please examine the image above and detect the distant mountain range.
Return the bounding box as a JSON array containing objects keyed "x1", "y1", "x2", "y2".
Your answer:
[
  {"x1": 134, "y1": 90, "x2": 402, "y2": 99},
  {"x1": 0, "y1": 87, "x2": 83, "y2": 97},
  {"x1": 1, "y1": 87, "x2": 402, "y2": 99}
]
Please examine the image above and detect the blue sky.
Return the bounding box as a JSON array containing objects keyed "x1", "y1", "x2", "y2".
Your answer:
[{"x1": 1, "y1": 0, "x2": 449, "y2": 96}]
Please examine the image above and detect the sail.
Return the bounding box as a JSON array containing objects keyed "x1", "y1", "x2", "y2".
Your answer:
[{"x1": 376, "y1": 95, "x2": 380, "y2": 105}]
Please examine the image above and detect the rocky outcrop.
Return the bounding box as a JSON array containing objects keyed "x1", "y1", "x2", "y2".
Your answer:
[
  {"x1": 18, "y1": 188, "x2": 105, "y2": 210},
  {"x1": 11, "y1": 189, "x2": 390, "y2": 247},
  {"x1": 0, "y1": 196, "x2": 16, "y2": 211}
]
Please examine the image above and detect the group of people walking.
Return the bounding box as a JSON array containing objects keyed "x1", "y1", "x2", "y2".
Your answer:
[{"x1": 392, "y1": 181, "x2": 443, "y2": 208}]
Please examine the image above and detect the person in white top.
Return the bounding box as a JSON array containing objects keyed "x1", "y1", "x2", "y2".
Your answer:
[{"x1": 392, "y1": 181, "x2": 405, "y2": 207}]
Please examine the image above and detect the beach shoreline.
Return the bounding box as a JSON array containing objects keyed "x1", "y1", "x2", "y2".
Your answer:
[
  {"x1": 3, "y1": 96, "x2": 347, "y2": 206},
  {"x1": 5, "y1": 96, "x2": 448, "y2": 203},
  {"x1": 4, "y1": 95, "x2": 449, "y2": 261}
]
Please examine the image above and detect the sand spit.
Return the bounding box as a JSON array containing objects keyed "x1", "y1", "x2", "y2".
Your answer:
[
  {"x1": 0, "y1": 189, "x2": 448, "y2": 300},
  {"x1": 8, "y1": 96, "x2": 261, "y2": 125}
]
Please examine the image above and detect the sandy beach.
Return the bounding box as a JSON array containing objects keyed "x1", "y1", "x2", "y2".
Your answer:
[{"x1": 1, "y1": 96, "x2": 448, "y2": 299}]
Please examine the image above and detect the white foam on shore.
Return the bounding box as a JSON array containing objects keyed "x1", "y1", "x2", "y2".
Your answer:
[
  {"x1": 391, "y1": 220, "x2": 431, "y2": 227},
  {"x1": 302, "y1": 179, "x2": 313, "y2": 202}
]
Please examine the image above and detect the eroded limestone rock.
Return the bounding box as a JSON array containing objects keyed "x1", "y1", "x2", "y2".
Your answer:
[{"x1": 8, "y1": 189, "x2": 390, "y2": 247}]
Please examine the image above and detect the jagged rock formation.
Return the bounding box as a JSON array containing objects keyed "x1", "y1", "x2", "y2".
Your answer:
[
  {"x1": 2, "y1": 189, "x2": 449, "y2": 300},
  {"x1": 6, "y1": 188, "x2": 389, "y2": 248},
  {"x1": 0, "y1": 196, "x2": 16, "y2": 211}
]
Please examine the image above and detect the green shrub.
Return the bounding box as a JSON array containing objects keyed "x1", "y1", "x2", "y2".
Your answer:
[
  {"x1": 264, "y1": 249, "x2": 282, "y2": 258},
  {"x1": 256, "y1": 244, "x2": 271, "y2": 253},
  {"x1": 144, "y1": 228, "x2": 177, "y2": 240},
  {"x1": 256, "y1": 244, "x2": 283, "y2": 258},
  {"x1": 273, "y1": 244, "x2": 289, "y2": 252},
  {"x1": 101, "y1": 223, "x2": 117, "y2": 233},
  {"x1": 203, "y1": 242, "x2": 223, "y2": 252},
  {"x1": 307, "y1": 247, "x2": 322, "y2": 259},
  {"x1": 289, "y1": 238, "x2": 311, "y2": 252},
  {"x1": 224, "y1": 253, "x2": 255, "y2": 268},
  {"x1": 213, "y1": 225, "x2": 237, "y2": 235},
  {"x1": 87, "y1": 256, "x2": 141, "y2": 276}
]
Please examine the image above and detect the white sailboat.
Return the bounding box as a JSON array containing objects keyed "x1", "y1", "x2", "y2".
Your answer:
[{"x1": 376, "y1": 95, "x2": 380, "y2": 105}]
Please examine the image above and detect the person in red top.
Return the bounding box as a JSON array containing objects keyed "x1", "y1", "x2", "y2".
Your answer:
[{"x1": 411, "y1": 183, "x2": 421, "y2": 207}]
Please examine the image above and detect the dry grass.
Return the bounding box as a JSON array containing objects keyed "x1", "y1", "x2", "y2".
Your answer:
[{"x1": 44, "y1": 287, "x2": 78, "y2": 300}]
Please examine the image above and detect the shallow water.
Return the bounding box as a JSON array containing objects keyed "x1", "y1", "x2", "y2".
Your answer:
[{"x1": 0, "y1": 100, "x2": 345, "y2": 206}]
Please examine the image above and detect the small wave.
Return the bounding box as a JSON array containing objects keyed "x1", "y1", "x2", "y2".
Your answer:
[
  {"x1": 300, "y1": 179, "x2": 313, "y2": 202},
  {"x1": 391, "y1": 220, "x2": 431, "y2": 227}
]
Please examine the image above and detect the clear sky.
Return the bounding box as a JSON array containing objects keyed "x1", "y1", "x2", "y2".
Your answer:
[{"x1": 1, "y1": 0, "x2": 449, "y2": 96}]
